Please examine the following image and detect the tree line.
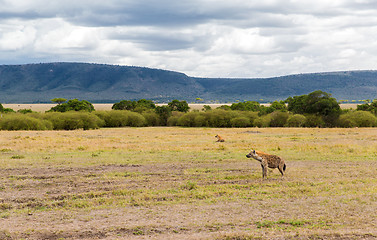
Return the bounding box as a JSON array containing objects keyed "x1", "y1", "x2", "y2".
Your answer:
[{"x1": 1, "y1": 90, "x2": 377, "y2": 130}]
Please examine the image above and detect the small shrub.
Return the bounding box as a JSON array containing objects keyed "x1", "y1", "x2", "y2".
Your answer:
[
  {"x1": 79, "y1": 112, "x2": 105, "y2": 130},
  {"x1": 338, "y1": 111, "x2": 377, "y2": 127},
  {"x1": 0, "y1": 203, "x2": 12, "y2": 210},
  {"x1": 95, "y1": 110, "x2": 127, "y2": 127},
  {"x1": 240, "y1": 111, "x2": 259, "y2": 126},
  {"x1": 141, "y1": 111, "x2": 161, "y2": 126},
  {"x1": 0, "y1": 114, "x2": 52, "y2": 130},
  {"x1": 304, "y1": 115, "x2": 325, "y2": 128},
  {"x1": 167, "y1": 111, "x2": 184, "y2": 126},
  {"x1": 286, "y1": 114, "x2": 307, "y2": 127},
  {"x1": 0, "y1": 148, "x2": 12, "y2": 152},
  {"x1": 17, "y1": 109, "x2": 33, "y2": 114},
  {"x1": 177, "y1": 112, "x2": 201, "y2": 127},
  {"x1": 181, "y1": 181, "x2": 197, "y2": 190},
  {"x1": 44, "y1": 112, "x2": 103, "y2": 130},
  {"x1": 194, "y1": 114, "x2": 209, "y2": 127},
  {"x1": 338, "y1": 116, "x2": 357, "y2": 128},
  {"x1": 269, "y1": 111, "x2": 289, "y2": 127},
  {"x1": 207, "y1": 109, "x2": 240, "y2": 127},
  {"x1": 94, "y1": 110, "x2": 145, "y2": 127},
  {"x1": 230, "y1": 117, "x2": 251, "y2": 127},
  {"x1": 254, "y1": 115, "x2": 272, "y2": 128},
  {"x1": 126, "y1": 111, "x2": 147, "y2": 127},
  {"x1": 2, "y1": 108, "x2": 15, "y2": 113}
]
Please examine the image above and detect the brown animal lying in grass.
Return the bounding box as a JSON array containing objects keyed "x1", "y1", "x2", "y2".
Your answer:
[
  {"x1": 215, "y1": 135, "x2": 225, "y2": 142},
  {"x1": 246, "y1": 149, "x2": 286, "y2": 178}
]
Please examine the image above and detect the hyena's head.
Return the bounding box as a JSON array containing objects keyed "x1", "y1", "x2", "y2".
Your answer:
[
  {"x1": 246, "y1": 149, "x2": 260, "y2": 160},
  {"x1": 246, "y1": 149, "x2": 255, "y2": 158},
  {"x1": 215, "y1": 135, "x2": 219, "y2": 138}
]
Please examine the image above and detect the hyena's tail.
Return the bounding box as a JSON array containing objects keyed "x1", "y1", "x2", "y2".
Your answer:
[{"x1": 283, "y1": 164, "x2": 286, "y2": 171}]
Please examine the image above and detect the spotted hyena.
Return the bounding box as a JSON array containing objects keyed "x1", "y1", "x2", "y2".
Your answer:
[
  {"x1": 246, "y1": 149, "x2": 286, "y2": 178},
  {"x1": 215, "y1": 135, "x2": 225, "y2": 142}
]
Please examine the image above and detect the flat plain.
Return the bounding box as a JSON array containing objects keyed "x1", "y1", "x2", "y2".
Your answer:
[
  {"x1": 2, "y1": 103, "x2": 358, "y2": 112},
  {"x1": 0, "y1": 127, "x2": 376, "y2": 239}
]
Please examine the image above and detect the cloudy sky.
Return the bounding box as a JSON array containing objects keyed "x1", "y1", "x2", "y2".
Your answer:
[{"x1": 1, "y1": 0, "x2": 377, "y2": 78}]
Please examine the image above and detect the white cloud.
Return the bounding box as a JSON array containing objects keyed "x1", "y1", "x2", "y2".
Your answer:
[
  {"x1": 1, "y1": 0, "x2": 377, "y2": 77},
  {"x1": 34, "y1": 21, "x2": 99, "y2": 52},
  {"x1": 211, "y1": 28, "x2": 277, "y2": 55},
  {"x1": 0, "y1": 25, "x2": 36, "y2": 51}
]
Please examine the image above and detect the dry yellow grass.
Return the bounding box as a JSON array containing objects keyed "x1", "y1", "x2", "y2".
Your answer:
[{"x1": 0, "y1": 127, "x2": 376, "y2": 239}]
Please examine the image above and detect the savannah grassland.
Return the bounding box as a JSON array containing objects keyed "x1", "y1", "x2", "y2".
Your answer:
[{"x1": 0, "y1": 127, "x2": 377, "y2": 240}]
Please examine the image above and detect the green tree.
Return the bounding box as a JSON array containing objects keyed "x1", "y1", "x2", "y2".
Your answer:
[
  {"x1": 48, "y1": 99, "x2": 95, "y2": 112},
  {"x1": 112, "y1": 99, "x2": 155, "y2": 112},
  {"x1": 356, "y1": 100, "x2": 377, "y2": 115},
  {"x1": 269, "y1": 111, "x2": 290, "y2": 127},
  {"x1": 230, "y1": 101, "x2": 261, "y2": 111},
  {"x1": 112, "y1": 100, "x2": 136, "y2": 110},
  {"x1": 17, "y1": 109, "x2": 33, "y2": 114},
  {"x1": 306, "y1": 90, "x2": 340, "y2": 116},
  {"x1": 269, "y1": 100, "x2": 287, "y2": 112},
  {"x1": 136, "y1": 99, "x2": 156, "y2": 109},
  {"x1": 134, "y1": 99, "x2": 156, "y2": 112},
  {"x1": 168, "y1": 100, "x2": 190, "y2": 112},
  {"x1": 259, "y1": 100, "x2": 287, "y2": 115},
  {"x1": 216, "y1": 105, "x2": 231, "y2": 110},
  {"x1": 0, "y1": 103, "x2": 14, "y2": 113},
  {"x1": 51, "y1": 98, "x2": 67, "y2": 105},
  {"x1": 286, "y1": 90, "x2": 340, "y2": 116},
  {"x1": 155, "y1": 106, "x2": 172, "y2": 125},
  {"x1": 286, "y1": 95, "x2": 308, "y2": 114},
  {"x1": 202, "y1": 105, "x2": 212, "y2": 112},
  {"x1": 286, "y1": 90, "x2": 340, "y2": 127}
]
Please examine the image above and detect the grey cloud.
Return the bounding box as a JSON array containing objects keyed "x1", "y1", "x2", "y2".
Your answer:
[
  {"x1": 110, "y1": 32, "x2": 194, "y2": 51},
  {"x1": 0, "y1": 1, "x2": 294, "y2": 29},
  {"x1": 108, "y1": 29, "x2": 212, "y2": 51},
  {"x1": 0, "y1": 1, "x2": 316, "y2": 31},
  {"x1": 131, "y1": 36, "x2": 195, "y2": 51},
  {"x1": 62, "y1": 1, "x2": 221, "y2": 27},
  {"x1": 68, "y1": 2, "x2": 301, "y2": 29},
  {"x1": 0, "y1": 10, "x2": 55, "y2": 20}
]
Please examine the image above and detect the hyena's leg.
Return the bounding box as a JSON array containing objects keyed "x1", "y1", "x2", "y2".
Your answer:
[
  {"x1": 278, "y1": 164, "x2": 284, "y2": 176},
  {"x1": 261, "y1": 159, "x2": 268, "y2": 178}
]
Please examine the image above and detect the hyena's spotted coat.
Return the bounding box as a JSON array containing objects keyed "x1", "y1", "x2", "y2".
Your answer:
[{"x1": 246, "y1": 149, "x2": 286, "y2": 178}]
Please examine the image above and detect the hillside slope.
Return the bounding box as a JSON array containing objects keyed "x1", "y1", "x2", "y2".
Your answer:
[
  {"x1": 0, "y1": 63, "x2": 203, "y2": 103},
  {"x1": 196, "y1": 71, "x2": 377, "y2": 101},
  {"x1": 0, "y1": 63, "x2": 377, "y2": 103}
]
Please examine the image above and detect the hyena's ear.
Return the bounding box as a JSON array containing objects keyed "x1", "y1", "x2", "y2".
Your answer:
[{"x1": 253, "y1": 150, "x2": 256, "y2": 154}]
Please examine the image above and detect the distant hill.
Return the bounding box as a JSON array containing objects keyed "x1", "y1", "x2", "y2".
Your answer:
[{"x1": 0, "y1": 63, "x2": 377, "y2": 103}]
